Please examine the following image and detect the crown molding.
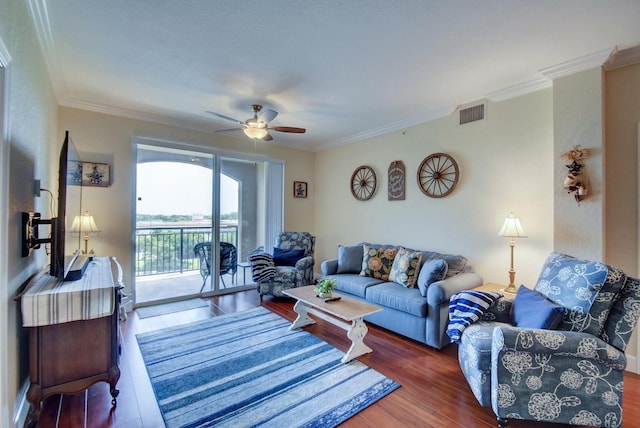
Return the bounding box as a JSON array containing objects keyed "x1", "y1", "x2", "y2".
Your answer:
[
  {"x1": 316, "y1": 106, "x2": 454, "y2": 151},
  {"x1": 603, "y1": 45, "x2": 640, "y2": 71},
  {"x1": 26, "y1": 0, "x2": 68, "y2": 99},
  {"x1": 486, "y1": 78, "x2": 552, "y2": 102},
  {"x1": 539, "y1": 47, "x2": 615, "y2": 80}
]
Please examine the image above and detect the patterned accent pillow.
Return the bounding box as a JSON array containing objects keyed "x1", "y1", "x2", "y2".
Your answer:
[
  {"x1": 534, "y1": 252, "x2": 626, "y2": 336},
  {"x1": 249, "y1": 253, "x2": 277, "y2": 282},
  {"x1": 359, "y1": 245, "x2": 398, "y2": 281},
  {"x1": 601, "y1": 276, "x2": 640, "y2": 351},
  {"x1": 389, "y1": 247, "x2": 423, "y2": 288}
]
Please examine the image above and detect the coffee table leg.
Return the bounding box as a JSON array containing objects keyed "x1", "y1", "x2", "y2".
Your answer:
[
  {"x1": 342, "y1": 317, "x2": 373, "y2": 363},
  {"x1": 290, "y1": 300, "x2": 315, "y2": 330}
]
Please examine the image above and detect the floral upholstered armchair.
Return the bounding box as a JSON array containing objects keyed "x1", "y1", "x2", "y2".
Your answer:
[
  {"x1": 250, "y1": 231, "x2": 316, "y2": 300},
  {"x1": 457, "y1": 252, "x2": 640, "y2": 428}
]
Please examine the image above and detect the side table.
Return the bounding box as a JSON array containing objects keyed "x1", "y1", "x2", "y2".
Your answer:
[
  {"x1": 236, "y1": 261, "x2": 252, "y2": 285},
  {"x1": 475, "y1": 282, "x2": 517, "y2": 297}
]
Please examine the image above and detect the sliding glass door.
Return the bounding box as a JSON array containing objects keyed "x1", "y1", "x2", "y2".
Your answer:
[{"x1": 133, "y1": 140, "x2": 282, "y2": 305}]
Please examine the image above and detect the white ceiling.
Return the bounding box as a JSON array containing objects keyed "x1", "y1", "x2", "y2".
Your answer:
[{"x1": 28, "y1": 0, "x2": 640, "y2": 151}]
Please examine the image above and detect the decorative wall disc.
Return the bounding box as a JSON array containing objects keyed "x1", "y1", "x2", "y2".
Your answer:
[
  {"x1": 417, "y1": 153, "x2": 459, "y2": 198},
  {"x1": 350, "y1": 165, "x2": 377, "y2": 201}
]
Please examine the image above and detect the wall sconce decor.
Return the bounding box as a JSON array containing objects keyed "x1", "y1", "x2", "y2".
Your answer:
[
  {"x1": 498, "y1": 212, "x2": 527, "y2": 295},
  {"x1": 70, "y1": 211, "x2": 100, "y2": 254},
  {"x1": 562, "y1": 146, "x2": 589, "y2": 204}
]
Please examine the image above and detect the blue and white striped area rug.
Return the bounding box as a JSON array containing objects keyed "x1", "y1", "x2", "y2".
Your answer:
[{"x1": 136, "y1": 306, "x2": 400, "y2": 428}]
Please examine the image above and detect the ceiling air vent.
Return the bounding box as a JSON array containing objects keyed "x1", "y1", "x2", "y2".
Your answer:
[{"x1": 459, "y1": 103, "x2": 485, "y2": 125}]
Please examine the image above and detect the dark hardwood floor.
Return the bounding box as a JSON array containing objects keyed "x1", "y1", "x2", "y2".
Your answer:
[{"x1": 34, "y1": 291, "x2": 640, "y2": 428}]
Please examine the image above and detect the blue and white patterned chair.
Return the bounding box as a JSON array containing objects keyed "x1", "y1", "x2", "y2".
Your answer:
[
  {"x1": 458, "y1": 252, "x2": 640, "y2": 428},
  {"x1": 252, "y1": 232, "x2": 316, "y2": 300}
]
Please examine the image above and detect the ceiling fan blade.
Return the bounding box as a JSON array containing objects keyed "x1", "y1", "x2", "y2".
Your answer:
[
  {"x1": 269, "y1": 126, "x2": 306, "y2": 134},
  {"x1": 263, "y1": 133, "x2": 274, "y2": 141},
  {"x1": 206, "y1": 111, "x2": 244, "y2": 125},
  {"x1": 215, "y1": 128, "x2": 243, "y2": 134},
  {"x1": 259, "y1": 108, "x2": 278, "y2": 123}
]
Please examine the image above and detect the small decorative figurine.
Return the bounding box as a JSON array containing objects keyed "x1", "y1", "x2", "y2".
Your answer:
[{"x1": 562, "y1": 146, "x2": 589, "y2": 204}]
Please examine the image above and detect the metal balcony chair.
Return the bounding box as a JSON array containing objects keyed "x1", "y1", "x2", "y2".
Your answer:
[{"x1": 193, "y1": 241, "x2": 238, "y2": 292}]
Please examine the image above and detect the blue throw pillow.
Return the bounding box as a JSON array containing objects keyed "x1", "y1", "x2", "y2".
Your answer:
[
  {"x1": 512, "y1": 285, "x2": 564, "y2": 329},
  {"x1": 337, "y1": 245, "x2": 363, "y2": 274},
  {"x1": 416, "y1": 259, "x2": 448, "y2": 297},
  {"x1": 273, "y1": 248, "x2": 305, "y2": 266}
]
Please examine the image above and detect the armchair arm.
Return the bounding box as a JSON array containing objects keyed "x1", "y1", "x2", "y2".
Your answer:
[
  {"x1": 492, "y1": 326, "x2": 626, "y2": 371},
  {"x1": 491, "y1": 326, "x2": 626, "y2": 425},
  {"x1": 295, "y1": 256, "x2": 314, "y2": 271},
  {"x1": 320, "y1": 258, "x2": 338, "y2": 276}
]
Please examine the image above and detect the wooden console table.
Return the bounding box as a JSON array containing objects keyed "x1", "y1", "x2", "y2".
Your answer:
[{"x1": 20, "y1": 257, "x2": 121, "y2": 426}]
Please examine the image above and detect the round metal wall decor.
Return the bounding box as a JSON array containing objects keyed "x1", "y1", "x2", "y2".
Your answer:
[
  {"x1": 417, "y1": 153, "x2": 459, "y2": 198},
  {"x1": 350, "y1": 165, "x2": 377, "y2": 201}
]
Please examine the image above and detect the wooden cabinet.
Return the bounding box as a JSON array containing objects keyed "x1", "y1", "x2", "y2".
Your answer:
[{"x1": 21, "y1": 258, "x2": 120, "y2": 426}]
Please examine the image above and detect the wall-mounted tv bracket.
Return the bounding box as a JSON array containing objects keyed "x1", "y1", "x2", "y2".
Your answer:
[{"x1": 21, "y1": 212, "x2": 52, "y2": 257}]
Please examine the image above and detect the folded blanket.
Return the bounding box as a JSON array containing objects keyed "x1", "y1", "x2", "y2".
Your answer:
[
  {"x1": 447, "y1": 290, "x2": 503, "y2": 343},
  {"x1": 249, "y1": 252, "x2": 277, "y2": 282}
]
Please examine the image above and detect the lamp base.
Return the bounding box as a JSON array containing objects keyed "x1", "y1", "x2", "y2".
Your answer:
[{"x1": 499, "y1": 284, "x2": 518, "y2": 295}]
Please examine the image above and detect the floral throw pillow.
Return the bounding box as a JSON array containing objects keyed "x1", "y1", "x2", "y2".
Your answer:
[
  {"x1": 360, "y1": 245, "x2": 397, "y2": 281},
  {"x1": 389, "y1": 247, "x2": 423, "y2": 288}
]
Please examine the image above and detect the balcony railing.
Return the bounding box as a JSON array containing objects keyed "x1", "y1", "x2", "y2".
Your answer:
[{"x1": 135, "y1": 225, "x2": 238, "y2": 277}]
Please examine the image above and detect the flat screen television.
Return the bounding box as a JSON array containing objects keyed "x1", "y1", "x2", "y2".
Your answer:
[{"x1": 50, "y1": 130, "x2": 88, "y2": 280}]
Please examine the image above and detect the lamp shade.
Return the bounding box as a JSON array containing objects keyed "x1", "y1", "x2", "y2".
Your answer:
[
  {"x1": 70, "y1": 211, "x2": 100, "y2": 234},
  {"x1": 498, "y1": 212, "x2": 527, "y2": 238}
]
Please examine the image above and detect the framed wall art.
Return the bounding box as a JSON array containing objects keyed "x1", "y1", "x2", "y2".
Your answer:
[
  {"x1": 82, "y1": 162, "x2": 111, "y2": 187},
  {"x1": 293, "y1": 181, "x2": 308, "y2": 198}
]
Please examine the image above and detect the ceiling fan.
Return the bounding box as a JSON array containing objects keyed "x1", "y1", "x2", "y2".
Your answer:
[{"x1": 206, "y1": 104, "x2": 306, "y2": 141}]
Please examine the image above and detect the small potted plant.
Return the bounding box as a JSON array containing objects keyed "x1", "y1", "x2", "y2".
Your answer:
[{"x1": 315, "y1": 277, "x2": 336, "y2": 299}]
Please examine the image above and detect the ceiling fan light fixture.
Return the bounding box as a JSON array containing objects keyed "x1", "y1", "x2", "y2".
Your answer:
[{"x1": 243, "y1": 127, "x2": 268, "y2": 140}]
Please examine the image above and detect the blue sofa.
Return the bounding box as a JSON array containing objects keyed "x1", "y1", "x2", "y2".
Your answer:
[{"x1": 320, "y1": 242, "x2": 483, "y2": 349}]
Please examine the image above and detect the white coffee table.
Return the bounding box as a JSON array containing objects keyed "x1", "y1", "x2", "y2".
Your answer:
[{"x1": 283, "y1": 285, "x2": 382, "y2": 363}]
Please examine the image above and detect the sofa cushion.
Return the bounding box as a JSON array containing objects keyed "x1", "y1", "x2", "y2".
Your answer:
[
  {"x1": 512, "y1": 285, "x2": 564, "y2": 329},
  {"x1": 365, "y1": 282, "x2": 428, "y2": 317},
  {"x1": 273, "y1": 247, "x2": 305, "y2": 266},
  {"x1": 601, "y1": 276, "x2": 640, "y2": 351},
  {"x1": 534, "y1": 252, "x2": 626, "y2": 336},
  {"x1": 389, "y1": 247, "x2": 423, "y2": 288},
  {"x1": 337, "y1": 245, "x2": 363, "y2": 274},
  {"x1": 360, "y1": 245, "x2": 398, "y2": 281},
  {"x1": 328, "y1": 273, "x2": 384, "y2": 298},
  {"x1": 416, "y1": 259, "x2": 448, "y2": 297}
]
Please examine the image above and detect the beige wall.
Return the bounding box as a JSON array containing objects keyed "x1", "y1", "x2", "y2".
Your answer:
[
  {"x1": 1, "y1": 0, "x2": 60, "y2": 423},
  {"x1": 553, "y1": 68, "x2": 605, "y2": 259},
  {"x1": 604, "y1": 62, "x2": 640, "y2": 360},
  {"x1": 58, "y1": 107, "x2": 316, "y2": 293},
  {"x1": 605, "y1": 62, "x2": 640, "y2": 275},
  {"x1": 314, "y1": 90, "x2": 554, "y2": 288}
]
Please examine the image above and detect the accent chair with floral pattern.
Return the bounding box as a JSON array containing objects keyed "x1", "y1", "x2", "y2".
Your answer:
[
  {"x1": 458, "y1": 252, "x2": 640, "y2": 428},
  {"x1": 253, "y1": 231, "x2": 316, "y2": 300}
]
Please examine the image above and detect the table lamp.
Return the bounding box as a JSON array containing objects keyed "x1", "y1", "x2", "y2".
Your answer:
[
  {"x1": 498, "y1": 212, "x2": 527, "y2": 294},
  {"x1": 70, "y1": 211, "x2": 100, "y2": 254}
]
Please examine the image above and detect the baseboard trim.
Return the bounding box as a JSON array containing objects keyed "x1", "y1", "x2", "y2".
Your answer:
[
  {"x1": 13, "y1": 380, "x2": 29, "y2": 428},
  {"x1": 626, "y1": 354, "x2": 638, "y2": 374}
]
